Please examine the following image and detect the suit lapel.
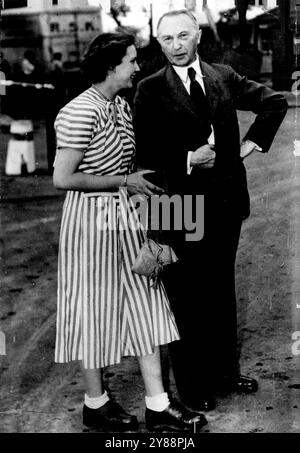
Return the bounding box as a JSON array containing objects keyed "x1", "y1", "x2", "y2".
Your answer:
[
  {"x1": 200, "y1": 60, "x2": 220, "y2": 120},
  {"x1": 164, "y1": 60, "x2": 220, "y2": 123},
  {"x1": 165, "y1": 63, "x2": 199, "y2": 120}
]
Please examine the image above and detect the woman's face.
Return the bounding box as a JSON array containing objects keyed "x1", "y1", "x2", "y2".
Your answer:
[{"x1": 111, "y1": 44, "x2": 140, "y2": 91}]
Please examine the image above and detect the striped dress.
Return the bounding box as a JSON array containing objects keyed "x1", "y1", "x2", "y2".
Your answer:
[{"x1": 54, "y1": 86, "x2": 179, "y2": 369}]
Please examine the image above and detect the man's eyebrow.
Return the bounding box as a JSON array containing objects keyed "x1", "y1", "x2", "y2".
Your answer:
[{"x1": 159, "y1": 34, "x2": 172, "y2": 38}]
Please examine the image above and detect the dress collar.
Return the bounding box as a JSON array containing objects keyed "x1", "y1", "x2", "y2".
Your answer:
[{"x1": 91, "y1": 84, "x2": 122, "y2": 105}]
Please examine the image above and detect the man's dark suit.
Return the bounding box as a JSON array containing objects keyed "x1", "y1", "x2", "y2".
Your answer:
[{"x1": 133, "y1": 59, "x2": 288, "y2": 404}]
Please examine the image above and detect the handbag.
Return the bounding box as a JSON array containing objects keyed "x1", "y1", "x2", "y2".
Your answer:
[{"x1": 132, "y1": 232, "x2": 178, "y2": 288}]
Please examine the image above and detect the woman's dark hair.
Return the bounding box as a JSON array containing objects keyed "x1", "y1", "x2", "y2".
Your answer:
[{"x1": 81, "y1": 32, "x2": 135, "y2": 84}]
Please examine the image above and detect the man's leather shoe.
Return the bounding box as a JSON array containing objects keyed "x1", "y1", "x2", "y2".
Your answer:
[
  {"x1": 186, "y1": 396, "x2": 216, "y2": 412},
  {"x1": 145, "y1": 400, "x2": 208, "y2": 432},
  {"x1": 183, "y1": 395, "x2": 216, "y2": 412},
  {"x1": 83, "y1": 401, "x2": 138, "y2": 430},
  {"x1": 219, "y1": 375, "x2": 258, "y2": 393},
  {"x1": 234, "y1": 375, "x2": 258, "y2": 393}
]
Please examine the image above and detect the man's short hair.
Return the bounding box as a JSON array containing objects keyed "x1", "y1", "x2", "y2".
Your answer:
[{"x1": 157, "y1": 9, "x2": 199, "y2": 35}]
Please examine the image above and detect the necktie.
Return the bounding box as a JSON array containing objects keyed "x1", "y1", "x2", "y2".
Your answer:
[{"x1": 188, "y1": 67, "x2": 212, "y2": 139}]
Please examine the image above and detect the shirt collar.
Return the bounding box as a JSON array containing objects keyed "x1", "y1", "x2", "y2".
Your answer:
[{"x1": 173, "y1": 57, "x2": 203, "y2": 83}]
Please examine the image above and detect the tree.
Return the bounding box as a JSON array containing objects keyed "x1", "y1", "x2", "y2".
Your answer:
[{"x1": 110, "y1": 0, "x2": 130, "y2": 27}]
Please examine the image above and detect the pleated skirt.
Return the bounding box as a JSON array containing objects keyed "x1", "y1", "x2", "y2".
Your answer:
[{"x1": 55, "y1": 188, "x2": 180, "y2": 369}]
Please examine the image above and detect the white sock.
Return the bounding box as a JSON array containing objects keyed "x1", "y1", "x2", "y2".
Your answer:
[
  {"x1": 145, "y1": 392, "x2": 170, "y2": 412},
  {"x1": 84, "y1": 390, "x2": 110, "y2": 410}
]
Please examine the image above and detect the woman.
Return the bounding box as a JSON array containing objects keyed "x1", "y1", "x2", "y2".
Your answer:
[{"x1": 53, "y1": 32, "x2": 206, "y2": 432}]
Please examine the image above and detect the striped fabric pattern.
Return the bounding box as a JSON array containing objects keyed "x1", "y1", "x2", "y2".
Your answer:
[
  {"x1": 54, "y1": 87, "x2": 179, "y2": 369},
  {"x1": 54, "y1": 86, "x2": 135, "y2": 175}
]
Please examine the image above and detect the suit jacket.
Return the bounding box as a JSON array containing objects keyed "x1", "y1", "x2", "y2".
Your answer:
[{"x1": 133, "y1": 59, "x2": 288, "y2": 220}]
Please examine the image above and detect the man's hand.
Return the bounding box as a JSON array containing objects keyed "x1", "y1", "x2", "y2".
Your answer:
[
  {"x1": 240, "y1": 140, "x2": 262, "y2": 159},
  {"x1": 190, "y1": 144, "x2": 216, "y2": 169},
  {"x1": 240, "y1": 141, "x2": 255, "y2": 159}
]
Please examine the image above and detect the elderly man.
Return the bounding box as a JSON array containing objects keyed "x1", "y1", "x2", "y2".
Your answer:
[{"x1": 133, "y1": 9, "x2": 288, "y2": 412}]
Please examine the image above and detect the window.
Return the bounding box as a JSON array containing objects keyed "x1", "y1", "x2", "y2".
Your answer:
[
  {"x1": 3, "y1": 0, "x2": 27, "y2": 8},
  {"x1": 53, "y1": 0, "x2": 58, "y2": 5}
]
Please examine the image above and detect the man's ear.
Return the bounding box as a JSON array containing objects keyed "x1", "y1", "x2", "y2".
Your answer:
[
  {"x1": 156, "y1": 37, "x2": 165, "y2": 54},
  {"x1": 197, "y1": 29, "x2": 202, "y2": 45}
]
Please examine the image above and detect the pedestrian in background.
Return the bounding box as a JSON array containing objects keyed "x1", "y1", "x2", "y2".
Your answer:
[
  {"x1": 53, "y1": 32, "x2": 206, "y2": 432},
  {"x1": 0, "y1": 52, "x2": 12, "y2": 116},
  {"x1": 13, "y1": 50, "x2": 44, "y2": 119},
  {"x1": 0, "y1": 51, "x2": 11, "y2": 80}
]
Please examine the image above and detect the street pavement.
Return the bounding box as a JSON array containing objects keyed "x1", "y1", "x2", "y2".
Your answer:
[{"x1": 0, "y1": 107, "x2": 300, "y2": 433}]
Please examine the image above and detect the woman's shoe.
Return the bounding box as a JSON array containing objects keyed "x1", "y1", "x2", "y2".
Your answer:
[
  {"x1": 145, "y1": 400, "x2": 208, "y2": 432},
  {"x1": 83, "y1": 400, "x2": 138, "y2": 431}
]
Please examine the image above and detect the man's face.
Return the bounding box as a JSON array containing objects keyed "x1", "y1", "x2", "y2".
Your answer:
[{"x1": 157, "y1": 14, "x2": 201, "y2": 67}]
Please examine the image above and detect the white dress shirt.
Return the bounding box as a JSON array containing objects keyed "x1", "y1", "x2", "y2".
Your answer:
[
  {"x1": 173, "y1": 57, "x2": 206, "y2": 95},
  {"x1": 173, "y1": 57, "x2": 215, "y2": 174},
  {"x1": 172, "y1": 57, "x2": 262, "y2": 174}
]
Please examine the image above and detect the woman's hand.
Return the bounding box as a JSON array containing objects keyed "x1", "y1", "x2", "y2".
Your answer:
[{"x1": 127, "y1": 170, "x2": 164, "y2": 197}]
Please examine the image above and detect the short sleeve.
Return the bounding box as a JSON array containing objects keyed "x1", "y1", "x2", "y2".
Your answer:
[{"x1": 54, "y1": 101, "x2": 98, "y2": 151}]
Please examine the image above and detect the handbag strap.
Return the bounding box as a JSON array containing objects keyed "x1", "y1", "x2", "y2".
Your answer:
[{"x1": 149, "y1": 262, "x2": 164, "y2": 289}]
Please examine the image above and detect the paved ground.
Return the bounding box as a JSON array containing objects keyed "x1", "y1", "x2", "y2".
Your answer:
[{"x1": 0, "y1": 107, "x2": 300, "y2": 433}]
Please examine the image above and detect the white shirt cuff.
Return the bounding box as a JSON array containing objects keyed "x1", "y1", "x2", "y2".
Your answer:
[
  {"x1": 187, "y1": 151, "x2": 193, "y2": 175},
  {"x1": 243, "y1": 140, "x2": 263, "y2": 152}
]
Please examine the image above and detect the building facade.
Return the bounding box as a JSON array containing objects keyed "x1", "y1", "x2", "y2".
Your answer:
[
  {"x1": 3, "y1": 0, "x2": 89, "y2": 8},
  {"x1": 1, "y1": 0, "x2": 101, "y2": 70}
]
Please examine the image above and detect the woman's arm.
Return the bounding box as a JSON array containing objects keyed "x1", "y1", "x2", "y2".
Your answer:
[
  {"x1": 53, "y1": 148, "x2": 124, "y2": 191},
  {"x1": 53, "y1": 148, "x2": 164, "y2": 196}
]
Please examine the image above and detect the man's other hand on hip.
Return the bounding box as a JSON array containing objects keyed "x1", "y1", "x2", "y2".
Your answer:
[{"x1": 190, "y1": 144, "x2": 216, "y2": 169}]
